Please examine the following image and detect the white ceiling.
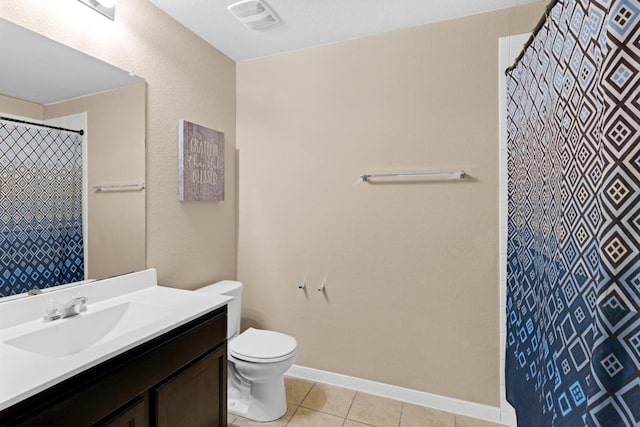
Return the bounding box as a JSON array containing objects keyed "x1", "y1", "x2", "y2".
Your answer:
[
  {"x1": 149, "y1": 0, "x2": 540, "y2": 61},
  {"x1": 0, "y1": 18, "x2": 143, "y2": 105}
]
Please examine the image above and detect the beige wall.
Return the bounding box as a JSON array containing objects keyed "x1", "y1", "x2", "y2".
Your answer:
[
  {"x1": 44, "y1": 84, "x2": 146, "y2": 280},
  {"x1": 0, "y1": 0, "x2": 236, "y2": 288},
  {"x1": 0, "y1": 94, "x2": 43, "y2": 119},
  {"x1": 236, "y1": 3, "x2": 545, "y2": 406}
]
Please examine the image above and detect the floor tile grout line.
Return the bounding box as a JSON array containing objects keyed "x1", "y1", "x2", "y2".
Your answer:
[
  {"x1": 284, "y1": 404, "x2": 301, "y2": 426},
  {"x1": 299, "y1": 381, "x2": 359, "y2": 420},
  {"x1": 285, "y1": 380, "x2": 317, "y2": 425},
  {"x1": 395, "y1": 398, "x2": 402, "y2": 427},
  {"x1": 297, "y1": 381, "x2": 316, "y2": 412},
  {"x1": 344, "y1": 390, "x2": 359, "y2": 422},
  {"x1": 299, "y1": 381, "x2": 316, "y2": 406}
]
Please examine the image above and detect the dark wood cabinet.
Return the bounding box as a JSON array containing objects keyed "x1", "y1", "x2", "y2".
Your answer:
[
  {"x1": 0, "y1": 306, "x2": 227, "y2": 427},
  {"x1": 98, "y1": 397, "x2": 147, "y2": 427},
  {"x1": 155, "y1": 347, "x2": 226, "y2": 427}
]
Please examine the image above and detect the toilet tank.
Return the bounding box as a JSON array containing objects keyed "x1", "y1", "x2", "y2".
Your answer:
[{"x1": 195, "y1": 280, "x2": 242, "y2": 339}]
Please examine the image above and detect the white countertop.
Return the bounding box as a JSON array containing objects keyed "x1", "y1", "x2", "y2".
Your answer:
[{"x1": 0, "y1": 269, "x2": 231, "y2": 411}]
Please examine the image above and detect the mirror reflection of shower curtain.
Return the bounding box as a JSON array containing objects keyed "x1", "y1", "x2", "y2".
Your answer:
[{"x1": 0, "y1": 122, "x2": 84, "y2": 296}]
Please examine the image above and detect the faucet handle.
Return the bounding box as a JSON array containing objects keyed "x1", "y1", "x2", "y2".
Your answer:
[
  {"x1": 43, "y1": 299, "x2": 62, "y2": 322},
  {"x1": 77, "y1": 296, "x2": 88, "y2": 312},
  {"x1": 60, "y1": 296, "x2": 89, "y2": 317},
  {"x1": 75, "y1": 296, "x2": 88, "y2": 305},
  {"x1": 66, "y1": 296, "x2": 88, "y2": 310}
]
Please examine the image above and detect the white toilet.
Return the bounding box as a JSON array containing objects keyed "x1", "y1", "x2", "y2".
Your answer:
[{"x1": 196, "y1": 281, "x2": 297, "y2": 422}]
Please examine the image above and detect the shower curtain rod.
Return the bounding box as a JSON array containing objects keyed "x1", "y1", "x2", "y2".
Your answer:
[
  {"x1": 0, "y1": 116, "x2": 84, "y2": 136},
  {"x1": 505, "y1": 0, "x2": 560, "y2": 75}
]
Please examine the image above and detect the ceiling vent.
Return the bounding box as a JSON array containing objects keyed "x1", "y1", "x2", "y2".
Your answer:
[{"x1": 228, "y1": 0, "x2": 280, "y2": 30}]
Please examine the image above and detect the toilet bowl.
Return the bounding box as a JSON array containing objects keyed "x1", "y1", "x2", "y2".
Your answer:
[{"x1": 196, "y1": 281, "x2": 297, "y2": 422}]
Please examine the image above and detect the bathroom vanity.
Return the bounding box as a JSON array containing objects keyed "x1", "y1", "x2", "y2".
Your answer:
[{"x1": 0, "y1": 270, "x2": 231, "y2": 427}]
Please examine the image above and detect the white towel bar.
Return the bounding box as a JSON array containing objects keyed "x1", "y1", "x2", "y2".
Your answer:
[
  {"x1": 360, "y1": 170, "x2": 465, "y2": 182},
  {"x1": 93, "y1": 183, "x2": 145, "y2": 192}
]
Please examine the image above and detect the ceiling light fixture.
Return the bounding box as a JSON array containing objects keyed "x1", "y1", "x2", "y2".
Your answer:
[
  {"x1": 78, "y1": 0, "x2": 116, "y2": 20},
  {"x1": 228, "y1": 0, "x2": 280, "y2": 30}
]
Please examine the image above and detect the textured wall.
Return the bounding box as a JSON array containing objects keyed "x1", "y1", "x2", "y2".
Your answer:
[
  {"x1": 0, "y1": 0, "x2": 237, "y2": 288},
  {"x1": 237, "y1": 2, "x2": 545, "y2": 406}
]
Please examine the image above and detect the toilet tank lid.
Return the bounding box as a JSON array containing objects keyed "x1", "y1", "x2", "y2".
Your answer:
[
  {"x1": 230, "y1": 328, "x2": 297, "y2": 360},
  {"x1": 196, "y1": 280, "x2": 242, "y2": 294}
]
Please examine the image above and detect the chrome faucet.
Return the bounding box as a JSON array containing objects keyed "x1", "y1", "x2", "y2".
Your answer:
[
  {"x1": 61, "y1": 296, "x2": 88, "y2": 318},
  {"x1": 44, "y1": 296, "x2": 88, "y2": 321}
]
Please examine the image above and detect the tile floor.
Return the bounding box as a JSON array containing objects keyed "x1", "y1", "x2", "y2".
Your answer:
[{"x1": 227, "y1": 376, "x2": 507, "y2": 427}]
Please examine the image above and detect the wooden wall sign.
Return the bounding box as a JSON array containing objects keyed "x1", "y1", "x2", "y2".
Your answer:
[{"x1": 178, "y1": 120, "x2": 225, "y2": 201}]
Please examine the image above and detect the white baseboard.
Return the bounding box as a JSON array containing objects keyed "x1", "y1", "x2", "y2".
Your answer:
[{"x1": 287, "y1": 365, "x2": 516, "y2": 426}]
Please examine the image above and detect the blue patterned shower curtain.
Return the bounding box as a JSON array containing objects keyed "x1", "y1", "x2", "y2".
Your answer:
[
  {"x1": 506, "y1": 0, "x2": 640, "y2": 425},
  {"x1": 0, "y1": 122, "x2": 84, "y2": 296}
]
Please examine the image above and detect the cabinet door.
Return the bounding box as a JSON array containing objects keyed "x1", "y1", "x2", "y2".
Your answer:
[
  {"x1": 97, "y1": 397, "x2": 147, "y2": 427},
  {"x1": 154, "y1": 347, "x2": 226, "y2": 427}
]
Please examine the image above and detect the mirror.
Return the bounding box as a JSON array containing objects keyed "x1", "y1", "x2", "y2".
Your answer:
[{"x1": 0, "y1": 18, "x2": 146, "y2": 298}]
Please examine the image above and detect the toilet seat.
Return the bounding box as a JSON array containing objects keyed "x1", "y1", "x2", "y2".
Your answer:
[{"x1": 230, "y1": 328, "x2": 297, "y2": 363}]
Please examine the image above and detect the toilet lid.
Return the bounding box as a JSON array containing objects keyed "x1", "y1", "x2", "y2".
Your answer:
[{"x1": 229, "y1": 328, "x2": 297, "y2": 362}]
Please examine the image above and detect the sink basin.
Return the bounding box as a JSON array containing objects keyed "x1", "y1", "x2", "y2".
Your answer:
[{"x1": 4, "y1": 302, "x2": 170, "y2": 358}]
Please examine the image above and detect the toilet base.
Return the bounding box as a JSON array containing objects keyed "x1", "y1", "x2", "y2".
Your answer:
[{"x1": 228, "y1": 365, "x2": 287, "y2": 422}]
